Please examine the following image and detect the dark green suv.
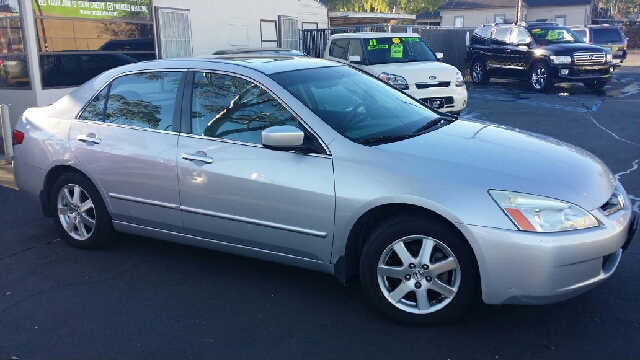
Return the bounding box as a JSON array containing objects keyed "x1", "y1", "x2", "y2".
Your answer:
[
  {"x1": 466, "y1": 22, "x2": 615, "y2": 91},
  {"x1": 570, "y1": 25, "x2": 628, "y2": 66}
]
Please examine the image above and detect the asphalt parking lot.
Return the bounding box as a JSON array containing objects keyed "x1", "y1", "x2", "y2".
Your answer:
[{"x1": 1, "y1": 55, "x2": 639, "y2": 359}]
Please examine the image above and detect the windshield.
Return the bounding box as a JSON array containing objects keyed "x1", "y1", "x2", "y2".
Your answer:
[
  {"x1": 363, "y1": 36, "x2": 437, "y2": 65},
  {"x1": 528, "y1": 27, "x2": 585, "y2": 45},
  {"x1": 269, "y1": 66, "x2": 443, "y2": 144}
]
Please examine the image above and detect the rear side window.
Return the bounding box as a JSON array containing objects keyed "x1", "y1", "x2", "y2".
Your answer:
[
  {"x1": 329, "y1": 39, "x2": 349, "y2": 60},
  {"x1": 78, "y1": 71, "x2": 182, "y2": 131},
  {"x1": 471, "y1": 28, "x2": 490, "y2": 45},
  {"x1": 592, "y1": 28, "x2": 623, "y2": 43},
  {"x1": 492, "y1": 28, "x2": 511, "y2": 45}
]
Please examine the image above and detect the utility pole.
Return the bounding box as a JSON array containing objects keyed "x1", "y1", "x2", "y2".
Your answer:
[{"x1": 515, "y1": 0, "x2": 522, "y2": 23}]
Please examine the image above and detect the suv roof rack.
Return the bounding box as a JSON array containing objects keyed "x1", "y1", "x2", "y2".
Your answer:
[
  {"x1": 482, "y1": 23, "x2": 515, "y2": 27},
  {"x1": 521, "y1": 21, "x2": 559, "y2": 26}
]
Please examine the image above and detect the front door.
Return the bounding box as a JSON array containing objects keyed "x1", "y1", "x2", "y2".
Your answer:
[
  {"x1": 177, "y1": 71, "x2": 335, "y2": 263},
  {"x1": 70, "y1": 71, "x2": 185, "y2": 232}
]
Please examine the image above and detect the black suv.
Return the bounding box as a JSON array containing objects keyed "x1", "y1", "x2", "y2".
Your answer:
[{"x1": 466, "y1": 22, "x2": 615, "y2": 91}]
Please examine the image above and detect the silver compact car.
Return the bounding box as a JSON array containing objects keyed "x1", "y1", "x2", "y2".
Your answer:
[{"x1": 11, "y1": 55, "x2": 637, "y2": 325}]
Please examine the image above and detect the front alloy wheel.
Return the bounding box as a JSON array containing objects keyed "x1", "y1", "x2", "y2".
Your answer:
[
  {"x1": 377, "y1": 235, "x2": 461, "y2": 314},
  {"x1": 360, "y1": 215, "x2": 478, "y2": 325},
  {"x1": 530, "y1": 63, "x2": 551, "y2": 92}
]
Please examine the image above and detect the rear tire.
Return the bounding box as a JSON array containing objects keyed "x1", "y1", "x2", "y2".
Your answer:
[
  {"x1": 51, "y1": 172, "x2": 115, "y2": 249},
  {"x1": 359, "y1": 214, "x2": 479, "y2": 326},
  {"x1": 471, "y1": 59, "x2": 490, "y2": 85},
  {"x1": 583, "y1": 81, "x2": 607, "y2": 90}
]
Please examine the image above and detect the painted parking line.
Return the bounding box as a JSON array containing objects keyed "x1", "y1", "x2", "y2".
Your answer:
[{"x1": 470, "y1": 94, "x2": 602, "y2": 113}]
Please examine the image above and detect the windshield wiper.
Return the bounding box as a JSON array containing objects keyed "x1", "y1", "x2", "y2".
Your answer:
[
  {"x1": 412, "y1": 116, "x2": 455, "y2": 134},
  {"x1": 357, "y1": 117, "x2": 456, "y2": 146}
]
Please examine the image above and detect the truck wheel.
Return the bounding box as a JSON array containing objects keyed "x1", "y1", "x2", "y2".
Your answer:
[
  {"x1": 530, "y1": 63, "x2": 552, "y2": 92},
  {"x1": 471, "y1": 60, "x2": 490, "y2": 84}
]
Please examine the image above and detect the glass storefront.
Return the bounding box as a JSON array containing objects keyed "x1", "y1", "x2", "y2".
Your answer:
[
  {"x1": 0, "y1": 0, "x2": 30, "y2": 89},
  {"x1": 33, "y1": 0, "x2": 155, "y2": 88}
]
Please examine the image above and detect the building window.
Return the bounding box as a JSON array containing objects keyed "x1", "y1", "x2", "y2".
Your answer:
[
  {"x1": 454, "y1": 16, "x2": 464, "y2": 28},
  {"x1": 495, "y1": 14, "x2": 505, "y2": 24},
  {"x1": 260, "y1": 20, "x2": 277, "y2": 48},
  {"x1": 33, "y1": 0, "x2": 156, "y2": 89},
  {"x1": 555, "y1": 15, "x2": 566, "y2": 26},
  {"x1": 0, "y1": 0, "x2": 30, "y2": 89},
  {"x1": 156, "y1": 8, "x2": 192, "y2": 59}
]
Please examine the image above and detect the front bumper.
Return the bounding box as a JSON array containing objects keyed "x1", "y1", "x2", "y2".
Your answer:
[
  {"x1": 462, "y1": 200, "x2": 635, "y2": 305},
  {"x1": 405, "y1": 85, "x2": 468, "y2": 113},
  {"x1": 551, "y1": 63, "x2": 615, "y2": 82}
]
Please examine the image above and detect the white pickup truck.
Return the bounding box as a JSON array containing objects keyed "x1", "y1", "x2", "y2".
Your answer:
[{"x1": 324, "y1": 32, "x2": 467, "y2": 114}]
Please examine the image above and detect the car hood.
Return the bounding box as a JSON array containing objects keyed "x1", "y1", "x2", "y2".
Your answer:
[
  {"x1": 360, "y1": 62, "x2": 459, "y2": 84},
  {"x1": 377, "y1": 119, "x2": 615, "y2": 211},
  {"x1": 536, "y1": 43, "x2": 609, "y2": 54}
]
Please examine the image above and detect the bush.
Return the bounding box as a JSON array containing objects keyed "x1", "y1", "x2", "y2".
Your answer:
[{"x1": 622, "y1": 24, "x2": 640, "y2": 49}]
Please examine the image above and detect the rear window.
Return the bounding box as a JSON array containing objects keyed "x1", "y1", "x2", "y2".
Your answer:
[{"x1": 592, "y1": 28, "x2": 623, "y2": 43}]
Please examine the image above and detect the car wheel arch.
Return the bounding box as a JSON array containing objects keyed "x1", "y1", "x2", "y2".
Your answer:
[
  {"x1": 334, "y1": 203, "x2": 480, "y2": 287},
  {"x1": 42, "y1": 165, "x2": 111, "y2": 217}
]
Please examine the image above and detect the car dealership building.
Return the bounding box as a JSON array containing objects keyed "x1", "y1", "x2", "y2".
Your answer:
[{"x1": 0, "y1": 0, "x2": 328, "y2": 130}]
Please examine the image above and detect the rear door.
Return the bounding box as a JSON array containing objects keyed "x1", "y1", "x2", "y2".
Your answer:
[{"x1": 70, "y1": 70, "x2": 185, "y2": 232}]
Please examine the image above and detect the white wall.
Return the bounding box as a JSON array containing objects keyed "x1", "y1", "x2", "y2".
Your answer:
[
  {"x1": 298, "y1": 0, "x2": 328, "y2": 28},
  {"x1": 526, "y1": 5, "x2": 591, "y2": 26},
  {"x1": 153, "y1": 0, "x2": 301, "y2": 55},
  {"x1": 441, "y1": 7, "x2": 515, "y2": 28}
]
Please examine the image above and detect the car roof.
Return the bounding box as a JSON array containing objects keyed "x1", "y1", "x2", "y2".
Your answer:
[
  {"x1": 107, "y1": 55, "x2": 342, "y2": 75},
  {"x1": 330, "y1": 32, "x2": 420, "y2": 39}
]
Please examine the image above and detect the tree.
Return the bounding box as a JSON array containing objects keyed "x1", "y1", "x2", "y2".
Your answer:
[{"x1": 399, "y1": 0, "x2": 447, "y2": 14}]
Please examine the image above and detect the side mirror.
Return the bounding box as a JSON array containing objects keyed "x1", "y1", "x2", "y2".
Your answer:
[
  {"x1": 348, "y1": 55, "x2": 362, "y2": 64},
  {"x1": 435, "y1": 52, "x2": 444, "y2": 61},
  {"x1": 261, "y1": 125, "x2": 305, "y2": 151},
  {"x1": 517, "y1": 39, "x2": 531, "y2": 46}
]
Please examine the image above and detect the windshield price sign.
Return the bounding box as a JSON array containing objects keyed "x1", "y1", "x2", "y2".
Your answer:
[{"x1": 33, "y1": 0, "x2": 152, "y2": 21}]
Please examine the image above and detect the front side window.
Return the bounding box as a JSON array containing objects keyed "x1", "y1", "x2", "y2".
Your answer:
[
  {"x1": 528, "y1": 27, "x2": 584, "y2": 44},
  {"x1": 363, "y1": 37, "x2": 437, "y2": 65},
  {"x1": 79, "y1": 72, "x2": 181, "y2": 130},
  {"x1": 190, "y1": 72, "x2": 298, "y2": 145},
  {"x1": 509, "y1": 28, "x2": 531, "y2": 45},
  {"x1": 270, "y1": 66, "x2": 442, "y2": 144}
]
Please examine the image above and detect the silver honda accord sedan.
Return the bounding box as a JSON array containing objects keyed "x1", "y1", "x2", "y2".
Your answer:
[{"x1": 11, "y1": 55, "x2": 637, "y2": 325}]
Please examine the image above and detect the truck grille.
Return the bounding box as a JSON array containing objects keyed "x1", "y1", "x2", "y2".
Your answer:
[{"x1": 574, "y1": 52, "x2": 606, "y2": 65}]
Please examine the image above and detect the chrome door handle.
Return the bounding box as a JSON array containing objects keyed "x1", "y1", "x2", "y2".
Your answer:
[
  {"x1": 182, "y1": 152, "x2": 213, "y2": 164},
  {"x1": 77, "y1": 134, "x2": 101, "y2": 144}
]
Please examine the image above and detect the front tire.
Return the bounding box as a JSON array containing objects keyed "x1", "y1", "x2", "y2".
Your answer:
[
  {"x1": 359, "y1": 215, "x2": 479, "y2": 326},
  {"x1": 471, "y1": 59, "x2": 490, "y2": 84},
  {"x1": 530, "y1": 63, "x2": 552, "y2": 92},
  {"x1": 583, "y1": 81, "x2": 607, "y2": 90},
  {"x1": 51, "y1": 172, "x2": 115, "y2": 249}
]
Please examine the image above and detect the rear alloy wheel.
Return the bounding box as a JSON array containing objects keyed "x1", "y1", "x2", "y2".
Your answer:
[
  {"x1": 583, "y1": 81, "x2": 608, "y2": 90},
  {"x1": 530, "y1": 63, "x2": 552, "y2": 92},
  {"x1": 471, "y1": 60, "x2": 489, "y2": 84},
  {"x1": 51, "y1": 172, "x2": 115, "y2": 249},
  {"x1": 360, "y1": 215, "x2": 478, "y2": 326}
]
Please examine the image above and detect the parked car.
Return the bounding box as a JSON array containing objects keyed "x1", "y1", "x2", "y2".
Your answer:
[
  {"x1": 213, "y1": 47, "x2": 307, "y2": 56},
  {"x1": 467, "y1": 22, "x2": 615, "y2": 91},
  {"x1": 98, "y1": 38, "x2": 156, "y2": 61},
  {"x1": 11, "y1": 56, "x2": 637, "y2": 325},
  {"x1": 324, "y1": 32, "x2": 467, "y2": 114},
  {"x1": 0, "y1": 55, "x2": 30, "y2": 87},
  {"x1": 569, "y1": 25, "x2": 628, "y2": 65}
]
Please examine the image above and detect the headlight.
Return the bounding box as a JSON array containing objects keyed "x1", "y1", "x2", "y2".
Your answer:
[
  {"x1": 455, "y1": 71, "x2": 465, "y2": 87},
  {"x1": 489, "y1": 190, "x2": 599, "y2": 232},
  {"x1": 606, "y1": 53, "x2": 613, "y2": 62},
  {"x1": 379, "y1": 72, "x2": 409, "y2": 90},
  {"x1": 550, "y1": 55, "x2": 571, "y2": 64}
]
